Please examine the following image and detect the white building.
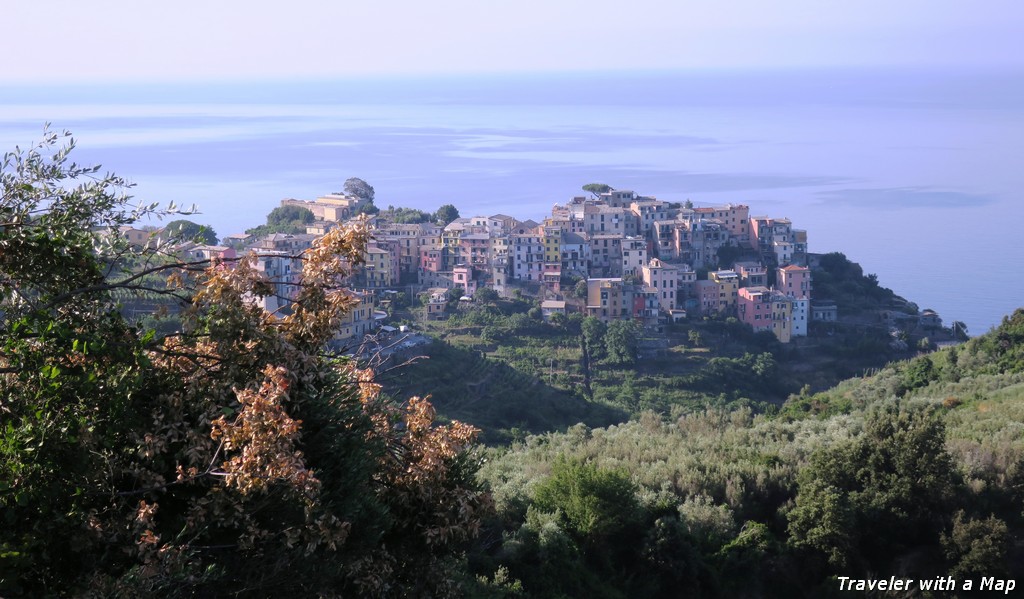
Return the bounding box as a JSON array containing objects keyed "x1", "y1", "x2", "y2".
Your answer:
[
  {"x1": 621, "y1": 237, "x2": 647, "y2": 278},
  {"x1": 511, "y1": 234, "x2": 544, "y2": 281},
  {"x1": 790, "y1": 297, "x2": 808, "y2": 337}
]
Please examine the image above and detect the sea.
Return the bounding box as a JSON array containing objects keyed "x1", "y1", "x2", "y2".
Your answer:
[{"x1": 3, "y1": 68, "x2": 1022, "y2": 335}]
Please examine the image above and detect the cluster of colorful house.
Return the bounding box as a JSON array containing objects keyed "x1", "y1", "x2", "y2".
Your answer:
[{"x1": 113, "y1": 189, "x2": 829, "y2": 343}]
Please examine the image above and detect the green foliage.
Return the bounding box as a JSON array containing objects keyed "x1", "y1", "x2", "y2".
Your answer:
[
  {"x1": 381, "y1": 205, "x2": 433, "y2": 223},
  {"x1": 332, "y1": 178, "x2": 378, "y2": 215},
  {"x1": 969, "y1": 309, "x2": 1024, "y2": 374},
  {"x1": 582, "y1": 316, "x2": 607, "y2": 360},
  {"x1": 0, "y1": 133, "x2": 488, "y2": 597},
  {"x1": 898, "y1": 354, "x2": 934, "y2": 396},
  {"x1": 783, "y1": 309, "x2": 1024, "y2": 420},
  {"x1": 788, "y1": 404, "x2": 961, "y2": 572},
  {"x1": 604, "y1": 320, "x2": 640, "y2": 365},
  {"x1": 468, "y1": 566, "x2": 525, "y2": 597},
  {"x1": 246, "y1": 205, "x2": 315, "y2": 236},
  {"x1": 715, "y1": 245, "x2": 746, "y2": 269},
  {"x1": 582, "y1": 183, "x2": 613, "y2": 198},
  {"x1": 341, "y1": 176, "x2": 374, "y2": 201},
  {"x1": 533, "y1": 458, "x2": 639, "y2": 540},
  {"x1": 812, "y1": 252, "x2": 896, "y2": 312},
  {"x1": 448, "y1": 285, "x2": 465, "y2": 310},
  {"x1": 474, "y1": 409, "x2": 848, "y2": 597},
  {"x1": 430, "y1": 302, "x2": 814, "y2": 418},
  {"x1": 573, "y1": 278, "x2": 589, "y2": 299},
  {"x1": 941, "y1": 511, "x2": 1009, "y2": 579},
  {"x1": 470, "y1": 304, "x2": 1024, "y2": 596},
  {"x1": 435, "y1": 203, "x2": 460, "y2": 225},
  {"x1": 714, "y1": 521, "x2": 775, "y2": 596},
  {"x1": 639, "y1": 516, "x2": 706, "y2": 595},
  {"x1": 678, "y1": 494, "x2": 737, "y2": 551},
  {"x1": 389, "y1": 291, "x2": 411, "y2": 310},
  {"x1": 355, "y1": 201, "x2": 379, "y2": 215},
  {"x1": 498, "y1": 507, "x2": 616, "y2": 599},
  {"x1": 678, "y1": 353, "x2": 782, "y2": 398},
  {"x1": 165, "y1": 218, "x2": 218, "y2": 244},
  {"x1": 380, "y1": 340, "x2": 623, "y2": 444},
  {"x1": 268, "y1": 204, "x2": 314, "y2": 226},
  {"x1": 474, "y1": 287, "x2": 499, "y2": 304}
]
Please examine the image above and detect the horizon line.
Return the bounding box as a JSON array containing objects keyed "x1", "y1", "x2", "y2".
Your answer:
[{"x1": 7, "y1": 64, "x2": 1023, "y2": 88}]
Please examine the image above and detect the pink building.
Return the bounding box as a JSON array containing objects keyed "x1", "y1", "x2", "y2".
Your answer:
[
  {"x1": 748, "y1": 216, "x2": 793, "y2": 254},
  {"x1": 696, "y1": 279, "x2": 720, "y2": 316},
  {"x1": 738, "y1": 286, "x2": 774, "y2": 333},
  {"x1": 542, "y1": 263, "x2": 562, "y2": 293},
  {"x1": 694, "y1": 203, "x2": 749, "y2": 243},
  {"x1": 642, "y1": 258, "x2": 679, "y2": 313},
  {"x1": 778, "y1": 264, "x2": 811, "y2": 299},
  {"x1": 453, "y1": 266, "x2": 477, "y2": 296},
  {"x1": 459, "y1": 233, "x2": 491, "y2": 269},
  {"x1": 420, "y1": 248, "x2": 443, "y2": 273}
]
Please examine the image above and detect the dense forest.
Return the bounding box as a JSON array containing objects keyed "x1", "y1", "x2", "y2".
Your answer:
[{"x1": 3, "y1": 134, "x2": 1021, "y2": 597}]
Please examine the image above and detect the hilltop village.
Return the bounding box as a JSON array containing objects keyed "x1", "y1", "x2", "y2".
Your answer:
[
  {"x1": 162, "y1": 188, "x2": 831, "y2": 344},
  {"x1": 106, "y1": 186, "x2": 949, "y2": 350}
]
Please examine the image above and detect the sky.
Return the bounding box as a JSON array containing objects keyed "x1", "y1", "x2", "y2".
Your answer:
[{"x1": 6, "y1": 0, "x2": 1022, "y2": 83}]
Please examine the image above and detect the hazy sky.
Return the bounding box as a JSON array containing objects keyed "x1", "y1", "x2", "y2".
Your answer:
[{"x1": 6, "y1": 0, "x2": 1021, "y2": 83}]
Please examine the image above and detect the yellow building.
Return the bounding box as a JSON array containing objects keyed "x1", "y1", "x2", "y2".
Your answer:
[
  {"x1": 419, "y1": 225, "x2": 442, "y2": 254},
  {"x1": 337, "y1": 290, "x2": 376, "y2": 340},
  {"x1": 709, "y1": 269, "x2": 740, "y2": 313},
  {"x1": 362, "y1": 246, "x2": 393, "y2": 288},
  {"x1": 586, "y1": 278, "x2": 626, "y2": 323},
  {"x1": 543, "y1": 226, "x2": 562, "y2": 264},
  {"x1": 280, "y1": 194, "x2": 368, "y2": 222},
  {"x1": 771, "y1": 292, "x2": 793, "y2": 343}
]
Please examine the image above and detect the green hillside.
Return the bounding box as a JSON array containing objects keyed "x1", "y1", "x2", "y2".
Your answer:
[
  {"x1": 382, "y1": 275, "x2": 939, "y2": 444},
  {"x1": 463, "y1": 309, "x2": 1024, "y2": 598}
]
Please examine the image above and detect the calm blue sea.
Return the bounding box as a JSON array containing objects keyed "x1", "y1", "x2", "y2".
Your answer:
[{"x1": 3, "y1": 68, "x2": 1022, "y2": 335}]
